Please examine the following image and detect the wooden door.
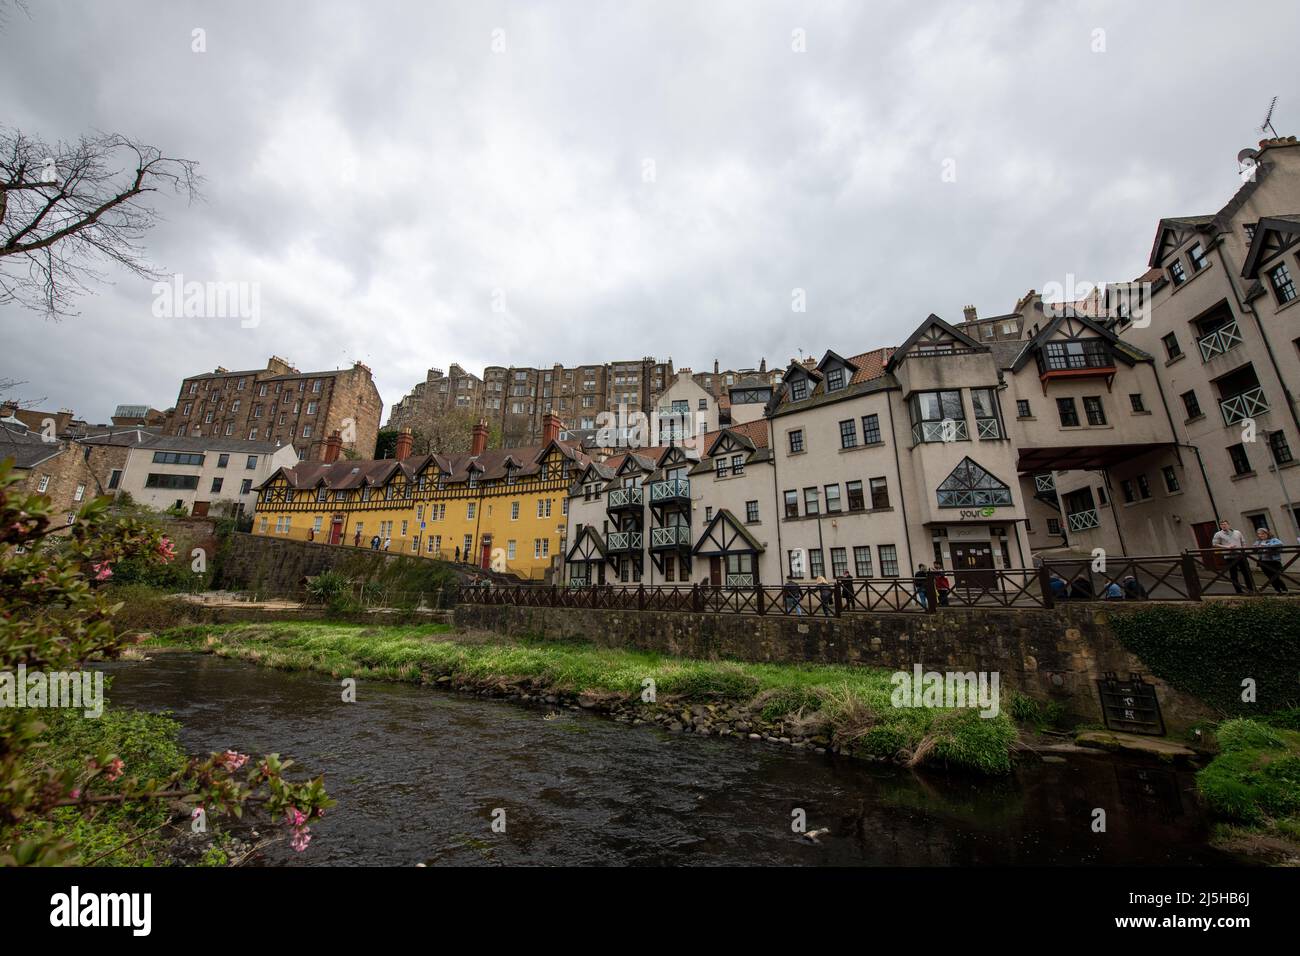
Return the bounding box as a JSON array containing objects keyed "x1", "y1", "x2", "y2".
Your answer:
[
  {"x1": 1192, "y1": 520, "x2": 1222, "y2": 568},
  {"x1": 329, "y1": 516, "x2": 344, "y2": 545},
  {"x1": 952, "y1": 543, "x2": 995, "y2": 588},
  {"x1": 709, "y1": 557, "x2": 722, "y2": 586}
]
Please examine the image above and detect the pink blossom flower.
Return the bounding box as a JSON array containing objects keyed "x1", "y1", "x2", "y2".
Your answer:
[
  {"x1": 284, "y1": 807, "x2": 306, "y2": 828},
  {"x1": 290, "y1": 827, "x2": 312, "y2": 852},
  {"x1": 218, "y1": 750, "x2": 248, "y2": 772},
  {"x1": 91, "y1": 562, "x2": 112, "y2": 581},
  {"x1": 70, "y1": 788, "x2": 81, "y2": 800},
  {"x1": 157, "y1": 537, "x2": 177, "y2": 561},
  {"x1": 104, "y1": 758, "x2": 124, "y2": 781}
]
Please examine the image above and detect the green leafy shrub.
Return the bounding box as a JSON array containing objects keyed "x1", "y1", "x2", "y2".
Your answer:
[
  {"x1": 1197, "y1": 721, "x2": 1300, "y2": 824},
  {"x1": 1108, "y1": 602, "x2": 1300, "y2": 715}
]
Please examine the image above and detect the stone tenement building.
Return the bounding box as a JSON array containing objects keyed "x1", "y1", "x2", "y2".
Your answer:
[
  {"x1": 164, "y1": 356, "x2": 382, "y2": 462},
  {"x1": 387, "y1": 356, "x2": 781, "y2": 447}
]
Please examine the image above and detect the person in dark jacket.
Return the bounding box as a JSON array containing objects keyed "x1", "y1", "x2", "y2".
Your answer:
[
  {"x1": 838, "y1": 571, "x2": 855, "y2": 610},
  {"x1": 913, "y1": 565, "x2": 930, "y2": 609},
  {"x1": 782, "y1": 578, "x2": 804, "y2": 616}
]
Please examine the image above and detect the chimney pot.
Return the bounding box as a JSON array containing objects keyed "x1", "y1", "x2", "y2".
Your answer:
[
  {"x1": 323, "y1": 430, "x2": 343, "y2": 463},
  {"x1": 394, "y1": 427, "x2": 414, "y2": 460},
  {"x1": 471, "y1": 419, "x2": 489, "y2": 457},
  {"x1": 963, "y1": 305, "x2": 977, "y2": 323},
  {"x1": 542, "y1": 412, "x2": 564, "y2": 446}
]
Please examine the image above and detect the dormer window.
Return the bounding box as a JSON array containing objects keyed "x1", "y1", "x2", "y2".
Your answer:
[
  {"x1": 790, "y1": 377, "x2": 809, "y2": 401},
  {"x1": 1169, "y1": 259, "x2": 1187, "y2": 286},
  {"x1": 826, "y1": 367, "x2": 846, "y2": 392}
]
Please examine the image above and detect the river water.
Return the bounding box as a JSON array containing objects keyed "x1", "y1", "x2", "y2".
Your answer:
[{"x1": 98, "y1": 653, "x2": 1235, "y2": 866}]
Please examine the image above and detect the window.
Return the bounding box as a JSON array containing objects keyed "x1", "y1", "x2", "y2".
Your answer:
[
  {"x1": 1269, "y1": 430, "x2": 1294, "y2": 466},
  {"x1": 824, "y1": 484, "x2": 842, "y2": 513},
  {"x1": 830, "y1": 547, "x2": 848, "y2": 578},
  {"x1": 935, "y1": 457, "x2": 1013, "y2": 508},
  {"x1": 1169, "y1": 259, "x2": 1186, "y2": 286},
  {"x1": 1190, "y1": 243, "x2": 1209, "y2": 272},
  {"x1": 1136, "y1": 474, "x2": 1151, "y2": 499},
  {"x1": 306, "y1": 401, "x2": 318, "y2": 415},
  {"x1": 715, "y1": 457, "x2": 730, "y2": 478},
  {"x1": 1269, "y1": 263, "x2": 1297, "y2": 304},
  {"x1": 144, "y1": 474, "x2": 200, "y2": 490},
  {"x1": 511, "y1": 501, "x2": 520, "y2": 520},
  {"x1": 467, "y1": 502, "x2": 476, "y2": 519},
  {"x1": 1016, "y1": 399, "x2": 1031, "y2": 418},
  {"x1": 1162, "y1": 466, "x2": 1180, "y2": 493},
  {"x1": 1083, "y1": 396, "x2": 1106, "y2": 426},
  {"x1": 878, "y1": 545, "x2": 899, "y2": 577},
  {"x1": 853, "y1": 546, "x2": 872, "y2": 578},
  {"x1": 1046, "y1": 517, "x2": 1061, "y2": 535},
  {"x1": 152, "y1": 451, "x2": 204, "y2": 466},
  {"x1": 73, "y1": 484, "x2": 85, "y2": 502},
  {"x1": 1129, "y1": 393, "x2": 1145, "y2": 413},
  {"x1": 971, "y1": 388, "x2": 1000, "y2": 438},
  {"x1": 313, "y1": 516, "x2": 324, "y2": 533},
  {"x1": 1162, "y1": 333, "x2": 1182, "y2": 360},
  {"x1": 803, "y1": 487, "x2": 820, "y2": 516},
  {"x1": 303, "y1": 425, "x2": 313, "y2": 438},
  {"x1": 869, "y1": 477, "x2": 890, "y2": 509},
  {"x1": 784, "y1": 490, "x2": 799, "y2": 518},
  {"x1": 809, "y1": 549, "x2": 825, "y2": 580},
  {"x1": 1120, "y1": 480, "x2": 1135, "y2": 503},
  {"x1": 787, "y1": 550, "x2": 805, "y2": 579},
  {"x1": 1041, "y1": 339, "x2": 1111, "y2": 371},
  {"x1": 1228, "y1": 443, "x2": 1252, "y2": 476},
  {"x1": 730, "y1": 454, "x2": 744, "y2": 476},
  {"x1": 240, "y1": 479, "x2": 252, "y2": 495},
  {"x1": 246, "y1": 455, "x2": 258, "y2": 469},
  {"x1": 839, "y1": 419, "x2": 858, "y2": 449},
  {"x1": 862, "y1": 414, "x2": 881, "y2": 444},
  {"x1": 211, "y1": 477, "x2": 223, "y2": 493},
  {"x1": 790, "y1": 377, "x2": 809, "y2": 401},
  {"x1": 742, "y1": 500, "x2": 760, "y2": 524},
  {"x1": 507, "y1": 540, "x2": 517, "y2": 560},
  {"x1": 910, "y1": 390, "x2": 965, "y2": 442},
  {"x1": 826, "y1": 367, "x2": 846, "y2": 392},
  {"x1": 463, "y1": 534, "x2": 473, "y2": 555},
  {"x1": 1057, "y1": 398, "x2": 1079, "y2": 427},
  {"x1": 1181, "y1": 389, "x2": 1202, "y2": 419},
  {"x1": 107, "y1": 469, "x2": 122, "y2": 490},
  {"x1": 704, "y1": 506, "x2": 714, "y2": 522},
  {"x1": 217, "y1": 453, "x2": 229, "y2": 468},
  {"x1": 788, "y1": 429, "x2": 805, "y2": 454},
  {"x1": 846, "y1": 480, "x2": 865, "y2": 511}
]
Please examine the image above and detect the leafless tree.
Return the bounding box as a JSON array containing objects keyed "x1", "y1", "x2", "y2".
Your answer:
[{"x1": 0, "y1": 128, "x2": 200, "y2": 317}]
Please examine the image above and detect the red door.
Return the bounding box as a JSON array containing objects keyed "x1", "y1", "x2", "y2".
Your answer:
[
  {"x1": 480, "y1": 537, "x2": 492, "y2": 569},
  {"x1": 1192, "y1": 520, "x2": 1221, "y2": 568},
  {"x1": 329, "y1": 517, "x2": 344, "y2": 545}
]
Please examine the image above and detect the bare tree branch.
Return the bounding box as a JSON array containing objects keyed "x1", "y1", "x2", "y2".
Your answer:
[{"x1": 0, "y1": 128, "x2": 201, "y2": 317}]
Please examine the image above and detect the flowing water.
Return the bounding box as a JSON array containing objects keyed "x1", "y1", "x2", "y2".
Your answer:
[{"x1": 98, "y1": 653, "x2": 1235, "y2": 866}]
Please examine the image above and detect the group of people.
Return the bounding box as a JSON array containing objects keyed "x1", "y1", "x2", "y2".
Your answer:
[
  {"x1": 780, "y1": 564, "x2": 954, "y2": 615},
  {"x1": 1210, "y1": 519, "x2": 1290, "y2": 594}
]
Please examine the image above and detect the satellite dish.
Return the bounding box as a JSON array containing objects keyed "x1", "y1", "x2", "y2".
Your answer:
[{"x1": 1238, "y1": 147, "x2": 1260, "y2": 165}]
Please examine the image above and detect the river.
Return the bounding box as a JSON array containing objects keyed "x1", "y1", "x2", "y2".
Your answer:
[{"x1": 98, "y1": 653, "x2": 1235, "y2": 866}]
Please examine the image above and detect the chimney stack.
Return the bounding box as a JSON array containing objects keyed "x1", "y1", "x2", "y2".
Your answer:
[
  {"x1": 542, "y1": 412, "x2": 563, "y2": 445},
  {"x1": 394, "y1": 427, "x2": 413, "y2": 460},
  {"x1": 471, "y1": 419, "x2": 489, "y2": 457},
  {"x1": 963, "y1": 305, "x2": 977, "y2": 323},
  {"x1": 323, "y1": 431, "x2": 343, "y2": 463}
]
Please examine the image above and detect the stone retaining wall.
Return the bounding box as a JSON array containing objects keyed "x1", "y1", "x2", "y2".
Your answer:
[{"x1": 452, "y1": 602, "x2": 1217, "y2": 733}]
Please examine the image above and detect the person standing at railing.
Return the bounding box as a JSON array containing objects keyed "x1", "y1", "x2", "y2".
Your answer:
[
  {"x1": 838, "y1": 571, "x2": 855, "y2": 610},
  {"x1": 1252, "y1": 527, "x2": 1289, "y2": 594},
  {"x1": 782, "y1": 578, "x2": 804, "y2": 616},
  {"x1": 931, "y1": 564, "x2": 951, "y2": 606},
  {"x1": 1212, "y1": 519, "x2": 1255, "y2": 594},
  {"x1": 814, "y1": 576, "x2": 834, "y2": 617},
  {"x1": 913, "y1": 564, "x2": 930, "y2": 609}
]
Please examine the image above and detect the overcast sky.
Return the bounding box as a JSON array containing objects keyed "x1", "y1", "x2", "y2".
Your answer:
[{"x1": 2, "y1": 0, "x2": 1296, "y2": 423}]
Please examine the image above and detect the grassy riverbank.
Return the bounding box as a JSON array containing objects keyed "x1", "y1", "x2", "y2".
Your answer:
[
  {"x1": 1198, "y1": 717, "x2": 1300, "y2": 864},
  {"x1": 149, "y1": 622, "x2": 1019, "y2": 774}
]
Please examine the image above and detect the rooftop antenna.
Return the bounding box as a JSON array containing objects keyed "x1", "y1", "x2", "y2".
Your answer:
[{"x1": 1260, "y1": 96, "x2": 1279, "y2": 138}]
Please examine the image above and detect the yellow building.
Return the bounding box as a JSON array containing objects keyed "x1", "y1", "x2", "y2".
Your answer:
[{"x1": 251, "y1": 419, "x2": 587, "y2": 580}]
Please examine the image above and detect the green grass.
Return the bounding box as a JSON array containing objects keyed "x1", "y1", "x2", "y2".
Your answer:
[
  {"x1": 10, "y1": 701, "x2": 188, "y2": 866},
  {"x1": 1198, "y1": 719, "x2": 1300, "y2": 825},
  {"x1": 151, "y1": 622, "x2": 1019, "y2": 774}
]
